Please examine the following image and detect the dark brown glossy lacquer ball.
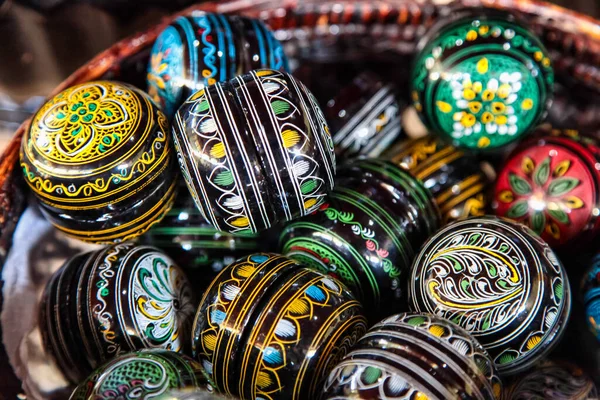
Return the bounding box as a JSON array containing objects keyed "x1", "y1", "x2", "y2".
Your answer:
[
  {"x1": 280, "y1": 159, "x2": 440, "y2": 321},
  {"x1": 20, "y1": 81, "x2": 177, "y2": 243},
  {"x1": 322, "y1": 312, "x2": 502, "y2": 399},
  {"x1": 69, "y1": 350, "x2": 209, "y2": 400},
  {"x1": 141, "y1": 178, "x2": 260, "y2": 289},
  {"x1": 502, "y1": 360, "x2": 597, "y2": 399},
  {"x1": 384, "y1": 135, "x2": 489, "y2": 223},
  {"x1": 39, "y1": 243, "x2": 196, "y2": 383},
  {"x1": 325, "y1": 72, "x2": 405, "y2": 160},
  {"x1": 409, "y1": 216, "x2": 571, "y2": 375},
  {"x1": 172, "y1": 70, "x2": 335, "y2": 234},
  {"x1": 191, "y1": 253, "x2": 367, "y2": 400}
]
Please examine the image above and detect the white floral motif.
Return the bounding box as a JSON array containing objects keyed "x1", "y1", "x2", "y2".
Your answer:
[{"x1": 449, "y1": 70, "x2": 524, "y2": 140}]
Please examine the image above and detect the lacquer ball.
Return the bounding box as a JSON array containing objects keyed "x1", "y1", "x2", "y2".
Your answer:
[
  {"x1": 173, "y1": 69, "x2": 335, "y2": 234},
  {"x1": 502, "y1": 360, "x2": 598, "y2": 399},
  {"x1": 279, "y1": 159, "x2": 440, "y2": 321},
  {"x1": 39, "y1": 243, "x2": 196, "y2": 383},
  {"x1": 191, "y1": 253, "x2": 367, "y2": 400},
  {"x1": 494, "y1": 134, "x2": 600, "y2": 249},
  {"x1": 141, "y1": 178, "x2": 260, "y2": 289},
  {"x1": 20, "y1": 81, "x2": 177, "y2": 243},
  {"x1": 409, "y1": 216, "x2": 571, "y2": 375},
  {"x1": 148, "y1": 11, "x2": 289, "y2": 118},
  {"x1": 324, "y1": 72, "x2": 405, "y2": 160},
  {"x1": 70, "y1": 350, "x2": 210, "y2": 400},
  {"x1": 384, "y1": 135, "x2": 489, "y2": 223},
  {"x1": 582, "y1": 252, "x2": 600, "y2": 342},
  {"x1": 322, "y1": 312, "x2": 502, "y2": 399},
  {"x1": 411, "y1": 11, "x2": 553, "y2": 150}
]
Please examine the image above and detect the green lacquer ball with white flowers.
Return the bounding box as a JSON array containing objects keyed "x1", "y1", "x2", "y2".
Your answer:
[{"x1": 411, "y1": 11, "x2": 554, "y2": 151}]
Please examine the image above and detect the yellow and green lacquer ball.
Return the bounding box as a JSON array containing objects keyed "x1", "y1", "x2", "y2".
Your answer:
[
  {"x1": 20, "y1": 81, "x2": 178, "y2": 243},
  {"x1": 411, "y1": 10, "x2": 553, "y2": 151}
]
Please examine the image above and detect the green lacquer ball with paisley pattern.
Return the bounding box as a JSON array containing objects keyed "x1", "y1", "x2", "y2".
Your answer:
[{"x1": 411, "y1": 10, "x2": 554, "y2": 151}]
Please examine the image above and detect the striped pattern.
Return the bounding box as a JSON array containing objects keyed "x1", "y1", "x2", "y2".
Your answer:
[
  {"x1": 173, "y1": 70, "x2": 335, "y2": 234},
  {"x1": 385, "y1": 136, "x2": 488, "y2": 223},
  {"x1": 323, "y1": 313, "x2": 501, "y2": 399},
  {"x1": 147, "y1": 12, "x2": 289, "y2": 118},
  {"x1": 280, "y1": 159, "x2": 440, "y2": 320},
  {"x1": 191, "y1": 253, "x2": 366, "y2": 400},
  {"x1": 332, "y1": 83, "x2": 403, "y2": 159}
]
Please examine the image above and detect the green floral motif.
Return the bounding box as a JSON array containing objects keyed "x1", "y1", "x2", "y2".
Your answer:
[
  {"x1": 131, "y1": 254, "x2": 194, "y2": 351},
  {"x1": 498, "y1": 156, "x2": 583, "y2": 240},
  {"x1": 412, "y1": 19, "x2": 553, "y2": 150},
  {"x1": 324, "y1": 206, "x2": 400, "y2": 278}
]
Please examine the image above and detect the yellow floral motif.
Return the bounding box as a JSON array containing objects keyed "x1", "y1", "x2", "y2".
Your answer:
[
  {"x1": 148, "y1": 52, "x2": 168, "y2": 90},
  {"x1": 448, "y1": 63, "x2": 532, "y2": 144},
  {"x1": 201, "y1": 69, "x2": 217, "y2": 85},
  {"x1": 30, "y1": 82, "x2": 138, "y2": 164}
]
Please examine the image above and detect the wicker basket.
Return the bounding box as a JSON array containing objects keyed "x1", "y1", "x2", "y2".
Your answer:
[{"x1": 2, "y1": 0, "x2": 600, "y2": 395}]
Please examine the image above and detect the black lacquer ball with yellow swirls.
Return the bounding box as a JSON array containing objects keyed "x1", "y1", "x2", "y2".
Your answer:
[{"x1": 20, "y1": 80, "x2": 178, "y2": 243}]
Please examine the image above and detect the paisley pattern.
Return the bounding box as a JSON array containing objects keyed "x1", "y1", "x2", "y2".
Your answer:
[
  {"x1": 412, "y1": 13, "x2": 553, "y2": 150},
  {"x1": 96, "y1": 357, "x2": 171, "y2": 398},
  {"x1": 69, "y1": 350, "x2": 208, "y2": 400},
  {"x1": 409, "y1": 217, "x2": 570, "y2": 375},
  {"x1": 31, "y1": 81, "x2": 137, "y2": 163},
  {"x1": 323, "y1": 312, "x2": 501, "y2": 400},
  {"x1": 424, "y1": 230, "x2": 527, "y2": 334},
  {"x1": 130, "y1": 253, "x2": 195, "y2": 350}
]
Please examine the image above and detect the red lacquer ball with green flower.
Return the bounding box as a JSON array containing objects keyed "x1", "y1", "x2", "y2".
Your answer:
[{"x1": 494, "y1": 135, "x2": 600, "y2": 248}]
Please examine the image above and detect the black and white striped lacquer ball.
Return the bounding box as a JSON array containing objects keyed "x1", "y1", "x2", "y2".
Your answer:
[
  {"x1": 322, "y1": 312, "x2": 502, "y2": 400},
  {"x1": 172, "y1": 69, "x2": 335, "y2": 234}
]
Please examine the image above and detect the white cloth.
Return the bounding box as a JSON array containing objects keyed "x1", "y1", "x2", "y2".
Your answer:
[{"x1": 1, "y1": 204, "x2": 101, "y2": 399}]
